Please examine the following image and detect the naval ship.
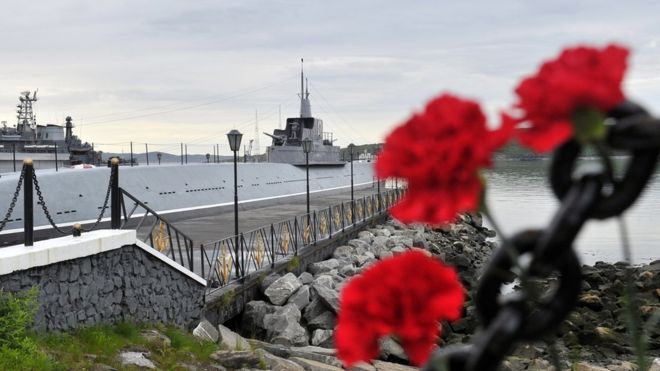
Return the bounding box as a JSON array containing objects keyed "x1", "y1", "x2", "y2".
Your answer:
[
  {"x1": 0, "y1": 69, "x2": 375, "y2": 245},
  {"x1": 0, "y1": 91, "x2": 100, "y2": 172}
]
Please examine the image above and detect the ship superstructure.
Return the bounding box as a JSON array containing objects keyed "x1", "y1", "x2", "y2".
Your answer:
[
  {"x1": 0, "y1": 91, "x2": 100, "y2": 171},
  {"x1": 265, "y1": 61, "x2": 342, "y2": 165}
]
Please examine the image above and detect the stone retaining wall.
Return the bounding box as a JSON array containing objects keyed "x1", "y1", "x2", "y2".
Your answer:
[{"x1": 0, "y1": 244, "x2": 205, "y2": 331}]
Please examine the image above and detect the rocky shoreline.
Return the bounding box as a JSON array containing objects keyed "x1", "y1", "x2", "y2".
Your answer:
[{"x1": 202, "y1": 214, "x2": 659, "y2": 370}]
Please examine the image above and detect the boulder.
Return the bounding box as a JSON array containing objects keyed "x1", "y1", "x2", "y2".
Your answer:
[
  {"x1": 260, "y1": 273, "x2": 282, "y2": 294},
  {"x1": 307, "y1": 310, "x2": 336, "y2": 330},
  {"x1": 311, "y1": 329, "x2": 334, "y2": 348},
  {"x1": 387, "y1": 236, "x2": 413, "y2": 248},
  {"x1": 290, "y1": 357, "x2": 343, "y2": 371},
  {"x1": 265, "y1": 273, "x2": 303, "y2": 305},
  {"x1": 379, "y1": 336, "x2": 408, "y2": 362},
  {"x1": 308, "y1": 259, "x2": 340, "y2": 276},
  {"x1": 355, "y1": 254, "x2": 374, "y2": 267},
  {"x1": 287, "y1": 285, "x2": 311, "y2": 311},
  {"x1": 578, "y1": 293, "x2": 604, "y2": 311},
  {"x1": 358, "y1": 231, "x2": 375, "y2": 243},
  {"x1": 574, "y1": 362, "x2": 610, "y2": 371},
  {"x1": 210, "y1": 350, "x2": 262, "y2": 369},
  {"x1": 218, "y1": 324, "x2": 250, "y2": 351},
  {"x1": 313, "y1": 275, "x2": 335, "y2": 290},
  {"x1": 332, "y1": 245, "x2": 354, "y2": 259},
  {"x1": 264, "y1": 304, "x2": 309, "y2": 346},
  {"x1": 254, "y1": 348, "x2": 305, "y2": 371},
  {"x1": 119, "y1": 352, "x2": 156, "y2": 369},
  {"x1": 192, "y1": 319, "x2": 219, "y2": 343},
  {"x1": 373, "y1": 228, "x2": 391, "y2": 237},
  {"x1": 242, "y1": 300, "x2": 278, "y2": 338},
  {"x1": 348, "y1": 239, "x2": 371, "y2": 251},
  {"x1": 312, "y1": 284, "x2": 340, "y2": 313},
  {"x1": 390, "y1": 246, "x2": 407, "y2": 255},
  {"x1": 338, "y1": 264, "x2": 360, "y2": 277},
  {"x1": 298, "y1": 272, "x2": 313, "y2": 285},
  {"x1": 303, "y1": 298, "x2": 327, "y2": 323}
]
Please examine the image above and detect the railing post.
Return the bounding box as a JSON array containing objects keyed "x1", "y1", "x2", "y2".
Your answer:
[
  {"x1": 23, "y1": 159, "x2": 33, "y2": 246},
  {"x1": 54, "y1": 142, "x2": 58, "y2": 172},
  {"x1": 240, "y1": 232, "x2": 246, "y2": 278},
  {"x1": 313, "y1": 211, "x2": 317, "y2": 245},
  {"x1": 328, "y1": 206, "x2": 332, "y2": 237},
  {"x1": 200, "y1": 243, "x2": 205, "y2": 279},
  {"x1": 270, "y1": 224, "x2": 275, "y2": 268},
  {"x1": 110, "y1": 158, "x2": 120, "y2": 229}
]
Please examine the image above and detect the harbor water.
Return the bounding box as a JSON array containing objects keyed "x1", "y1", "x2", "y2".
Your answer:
[{"x1": 485, "y1": 157, "x2": 660, "y2": 265}]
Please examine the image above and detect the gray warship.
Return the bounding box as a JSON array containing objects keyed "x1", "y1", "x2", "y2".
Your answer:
[
  {"x1": 0, "y1": 91, "x2": 100, "y2": 172},
  {"x1": 0, "y1": 69, "x2": 375, "y2": 245}
]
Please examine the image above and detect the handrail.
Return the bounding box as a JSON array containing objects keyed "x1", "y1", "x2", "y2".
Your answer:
[{"x1": 200, "y1": 187, "x2": 403, "y2": 292}]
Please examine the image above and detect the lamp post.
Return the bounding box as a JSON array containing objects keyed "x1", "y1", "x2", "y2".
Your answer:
[
  {"x1": 348, "y1": 143, "x2": 355, "y2": 219},
  {"x1": 376, "y1": 145, "x2": 381, "y2": 211},
  {"x1": 227, "y1": 129, "x2": 243, "y2": 277},
  {"x1": 302, "y1": 138, "x2": 312, "y2": 216}
]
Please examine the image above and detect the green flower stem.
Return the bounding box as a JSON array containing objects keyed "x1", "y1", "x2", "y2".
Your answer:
[{"x1": 617, "y1": 216, "x2": 649, "y2": 371}]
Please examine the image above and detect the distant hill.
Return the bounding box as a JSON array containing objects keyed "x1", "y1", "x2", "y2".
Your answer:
[{"x1": 101, "y1": 152, "x2": 232, "y2": 165}]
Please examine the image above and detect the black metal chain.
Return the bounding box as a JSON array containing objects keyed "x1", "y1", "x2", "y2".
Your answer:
[
  {"x1": 32, "y1": 166, "x2": 114, "y2": 235},
  {"x1": 423, "y1": 100, "x2": 660, "y2": 371},
  {"x1": 0, "y1": 167, "x2": 26, "y2": 232}
]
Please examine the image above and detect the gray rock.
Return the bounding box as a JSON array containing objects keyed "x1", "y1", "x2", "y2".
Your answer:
[
  {"x1": 311, "y1": 329, "x2": 334, "y2": 348},
  {"x1": 332, "y1": 245, "x2": 354, "y2": 259},
  {"x1": 265, "y1": 273, "x2": 303, "y2": 306},
  {"x1": 348, "y1": 239, "x2": 370, "y2": 251},
  {"x1": 241, "y1": 301, "x2": 277, "y2": 338},
  {"x1": 119, "y1": 352, "x2": 156, "y2": 369},
  {"x1": 354, "y1": 254, "x2": 374, "y2": 267},
  {"x1": 290, "y1": 357, "x2": 343, "y2": 371},
  {"x1": 312, "y1": 284, "x2": 340, "y2": 313},
  {"x1": 298, "y1": 272, "x2": 313, "y2": 285},
  {"x1": 286, "y1": 285, "x2": 311, "y2": 311},
  {"x1": 193, "y1": 319, "x2": 219, "y2": 343},
  {"x1": 260, "y1": 273, "x2": 282, "y2": 294},
  {"x1": 338, "y1": 264, "x2": 360, "y2": 277},
  {"x1": 307, "y1": 311, "x2": 336, "y2": 330},
  {"x1": 210, "y1": 350, "x2": 262, "y2": 369},
  {"x1": 218, "y1": 324, "x2": 251, "y2": 351},
  {"x1": 308, "y1": 259, "x2": 340, "y2": 276},
  {"x1": 387, "y1": 236, "x2": 413, "y2": 248},
  {"x1": 254, "y1": 348, "x2": 305, "y2": 371},
  {"x1": 379, "y1": 336, "x2": 408, "y2": 362},
  {"x1": 373, "y1": 228, "x2": 391, "y2": 237},
  {"x1": 312, "y1": 275, "x2": 335, "y2": 290},
  {"x1": 303, "y1": 298, "x2": 327, "y2": 323},
  {"x1": 391, "y1": 246, "x2": 407, "y2": 255},
  {"x1": 358, "y1": 231, "x2": 375, "y2": 243},
  {"x1": 264, "y1": 304, "x2": 309, "y2": 346}
]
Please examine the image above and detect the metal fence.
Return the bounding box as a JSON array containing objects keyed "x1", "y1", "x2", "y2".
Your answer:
[{"x1": 200, "y1": 188, "x2": 402, "y2": 291}]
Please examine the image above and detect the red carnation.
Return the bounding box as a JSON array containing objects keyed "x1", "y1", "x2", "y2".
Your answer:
[
  {"x1": 375, "y1": 94, "x2": 512, "y2": 225},
  {"x1": 513, "y1": 44, "x2": 629, "y2": 152},
  {"x1": 335, "y1": 250, "x2": 465, "y2": 368}
]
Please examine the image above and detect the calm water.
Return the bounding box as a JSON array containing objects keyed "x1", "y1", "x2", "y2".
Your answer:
[{"x1": 485, "y1": 158, "x2": 660, "y2": 266}]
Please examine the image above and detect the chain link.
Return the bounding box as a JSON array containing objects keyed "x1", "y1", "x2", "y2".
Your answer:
[
  {"x1": 32, "y1": 166, "x2": 114, "y2": 235},
  {"x1": 424, "y1": 100, "x2": 660, "y2": 371},
  {"x1": 0, "y1": 167, "x2": 26, "y2": 232}
]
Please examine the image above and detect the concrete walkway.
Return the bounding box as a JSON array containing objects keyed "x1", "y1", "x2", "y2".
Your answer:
[{"x1": 172, "y1": 184, "x2": 384, "y2": 244}]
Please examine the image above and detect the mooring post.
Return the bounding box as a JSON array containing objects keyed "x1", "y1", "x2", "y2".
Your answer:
[
  {"x1": 54, "y1": 142, "x2": 59, "y2": 172},
  {"x1": 23, "y1": 159, "x2": 34, "y2": 246},
  {"x1": 145, "y1": 143, "x2": 149, "y2": 166},
  {"x1": 110, "y1": 158, "x2": 120, "y2": 229}
]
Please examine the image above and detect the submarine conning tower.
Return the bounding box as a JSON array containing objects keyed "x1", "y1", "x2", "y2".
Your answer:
[{"x1": 265, "y1": 59, "x2": 343, "y2": 166}]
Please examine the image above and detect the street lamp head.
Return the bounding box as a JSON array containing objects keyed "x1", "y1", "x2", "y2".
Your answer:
[
  {"x1": 227, "y1": 129, "x2": 243, "y2": 152},
  {"x1": 302, "y1": 138, "x2": 313, "y2": 153}
]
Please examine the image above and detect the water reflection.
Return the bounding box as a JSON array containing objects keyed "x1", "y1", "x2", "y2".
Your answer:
[{"x1": 485, "y1": 158, "x2": 659, "y2": 265}]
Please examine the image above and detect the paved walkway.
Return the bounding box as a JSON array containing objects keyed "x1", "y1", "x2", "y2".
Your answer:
[{"x1": 172, "y1": 184, "x2": 385, "y2": 244}]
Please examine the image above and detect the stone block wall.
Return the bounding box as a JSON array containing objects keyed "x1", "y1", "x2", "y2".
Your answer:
[{"x1": 0, "y1": 244, "x2": 205, "y2": 331}]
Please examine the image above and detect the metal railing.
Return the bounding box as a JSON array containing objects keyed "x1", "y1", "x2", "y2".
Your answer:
[
  {"x1": 199, "y1": 187, "x2": 402, "y2": 291},
  {"x1": 118, "y1": 188, "x2": 196, "y2": 272}
]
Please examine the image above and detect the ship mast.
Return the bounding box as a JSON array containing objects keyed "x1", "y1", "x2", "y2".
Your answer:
[
  {"x1": 16, "y1": 90, "x2": 38, "y2": 135},
  {"x1": 299, "y1": 59, "x2": 312, "y2": 118}
]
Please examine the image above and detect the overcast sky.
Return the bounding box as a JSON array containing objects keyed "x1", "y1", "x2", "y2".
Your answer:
[{"x1": 2, "y1": 0, "x2": 660, "y2": 155}]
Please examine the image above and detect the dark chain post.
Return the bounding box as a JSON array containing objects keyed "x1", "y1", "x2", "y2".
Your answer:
[
  {"x1": 23, "y1": 159, "x2": 34, "y2": 246},
  {"x1": 110, "y1": 158, "x2": 120, "y2": 229}
]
